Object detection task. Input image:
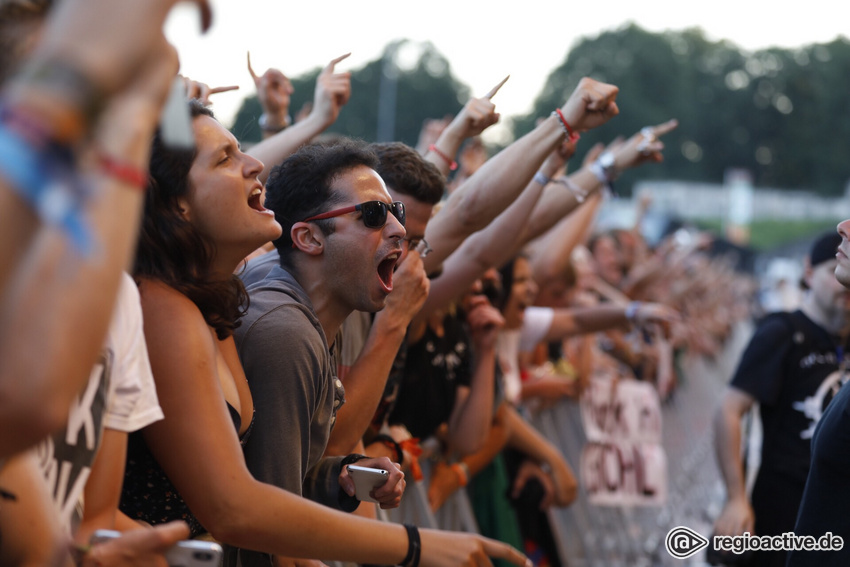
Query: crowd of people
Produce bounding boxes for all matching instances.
[1,1,846,566]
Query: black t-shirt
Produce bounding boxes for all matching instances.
[787,380,850,566]
[731,310,846,485]
[388,312,472,439]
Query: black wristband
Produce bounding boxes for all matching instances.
[372,433,403,465]
[341,453,369,467]
[401,523,421,567]
[338,454,369,512]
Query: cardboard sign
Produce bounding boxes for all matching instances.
[579,376,667,506]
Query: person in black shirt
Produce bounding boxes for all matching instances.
[713,231,849,567]
[788,222,850,566]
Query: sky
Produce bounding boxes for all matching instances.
[164,0,849,143]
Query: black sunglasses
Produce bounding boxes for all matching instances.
[303,200,406,229]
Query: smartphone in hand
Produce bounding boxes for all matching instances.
[91,530,222,567]
[347,464,389,503]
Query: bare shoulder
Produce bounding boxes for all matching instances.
[137,277,200,315]
[136,277,214,357]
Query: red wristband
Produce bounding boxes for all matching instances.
[400,438,424,481]
[554,108,580,143]
[428,144,457,171]
[97,152,148,191]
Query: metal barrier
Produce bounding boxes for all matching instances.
[357,321,752,566]
[528,320,752,566]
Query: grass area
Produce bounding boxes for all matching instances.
[693,219,843,251]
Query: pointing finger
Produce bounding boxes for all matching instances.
[324,52,352,73]
[481,538,531,567]
[653,118,679,137]
[209,85,240,95]
[247,52,259,82]
[484,75,510,99]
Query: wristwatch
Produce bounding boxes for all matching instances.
[258,113,291,133]
[589,151,619,197]
[597,151,619,182]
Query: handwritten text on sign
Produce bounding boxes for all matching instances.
[579,376,667,506]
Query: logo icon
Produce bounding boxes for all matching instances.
[665,526,709,559]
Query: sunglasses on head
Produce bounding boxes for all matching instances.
[303,200,406,229]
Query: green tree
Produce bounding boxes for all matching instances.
[231,27,850,196]
[511,24,850,196]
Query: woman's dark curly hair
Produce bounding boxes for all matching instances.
[134,99,247,340]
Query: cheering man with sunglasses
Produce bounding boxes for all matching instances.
[233,140,408,566]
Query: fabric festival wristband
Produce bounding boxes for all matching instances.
[625,301,642,322]
[533,171,551,186]
[372,434,403,464]
[0,119,92,254]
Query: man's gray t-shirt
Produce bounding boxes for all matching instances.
[232,265,349,566]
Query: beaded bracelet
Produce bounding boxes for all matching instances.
[552,108,580,143]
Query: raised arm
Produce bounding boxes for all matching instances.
[0,0,206,291]
[521,119,678,245]
[247,51,294,139]
[249,54,352,182]
[540,301,679,344]
[528,191,603,288]
[0,34,178,457]
[424,76,506,176]
[423,77,619,275]
[419,144,563,317]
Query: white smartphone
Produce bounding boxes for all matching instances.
[347,464,389,503]
[91,529,222,567]
[159,77,195,150]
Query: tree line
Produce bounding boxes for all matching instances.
[231,25,850,196]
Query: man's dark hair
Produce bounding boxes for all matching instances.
[265,139,380,269]
[371,142,444,205]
